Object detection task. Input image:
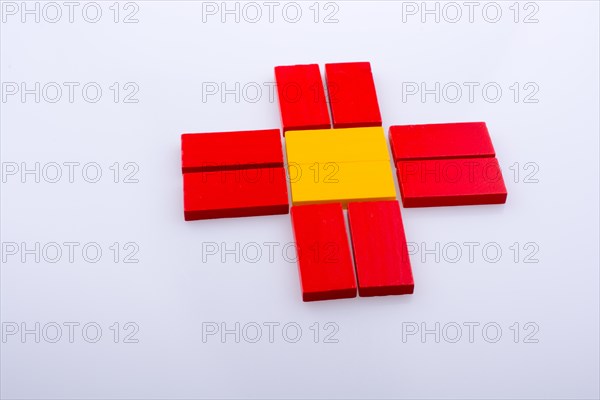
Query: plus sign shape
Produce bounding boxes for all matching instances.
[181,61,508,302]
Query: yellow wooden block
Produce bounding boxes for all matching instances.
[285,127,397,206]
[288,160,397,206]
[285,127,390,164]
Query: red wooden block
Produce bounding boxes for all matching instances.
[183,167,289,220]
[389,122,495,162]
[325,62,382,128]
[181,129,283,173]
[396,157,508,207]
[348,201,414,297]
[290,203,357,301]
[274,64,331,134]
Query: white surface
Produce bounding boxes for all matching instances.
[1,1,599,399]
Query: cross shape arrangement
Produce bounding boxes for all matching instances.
[181,61,508,302]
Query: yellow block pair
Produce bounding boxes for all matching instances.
[285,127,397,207]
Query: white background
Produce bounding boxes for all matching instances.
[1,1,599,399]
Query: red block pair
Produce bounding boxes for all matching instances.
[290,201,414,301]
[274,62,382,133]
[389,122,508,207]
[181,129,289,220]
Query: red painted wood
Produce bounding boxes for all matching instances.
[396,157,508,207]
[181,129,283,173]
[183,167,289,220]
[389,122,495,162]
[290,203,357,301]
[325,62,382,128]
[274,64,331,134]
[348,200,414,297]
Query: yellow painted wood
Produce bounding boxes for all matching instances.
[285,127,390,165]
[288,160,397,207]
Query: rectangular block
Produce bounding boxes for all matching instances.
[325,62,382,128]
[348,201,414,297]
[290,203,357,301]
[396,157,508,207]
[289,160,397,207]
[183,167,289,220]
[274,64,331,134]
[181,129,283,173]
[285,127,390,165]
[389,122,495,162]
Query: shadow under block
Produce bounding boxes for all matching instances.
[290,203,357,301]
[181,129,283,173]
[183,167,289,220]
[389,122,495,161]
[274,64,331,134]
[347,200,414,297]
[285,127,396,206]
[396,157,508,207]
[325,62,382,128]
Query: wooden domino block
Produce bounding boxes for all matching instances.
[288,160,397,207]
[285,127,396,206]
[347,200,414,297]
[274,64,331,134]
[325,62,382,128]
[396,157,508,207]
[389,122,495,161]
[181,129,283,173]
[183,167,289,220]
[290,203,357,301]
[285,127,389,164]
